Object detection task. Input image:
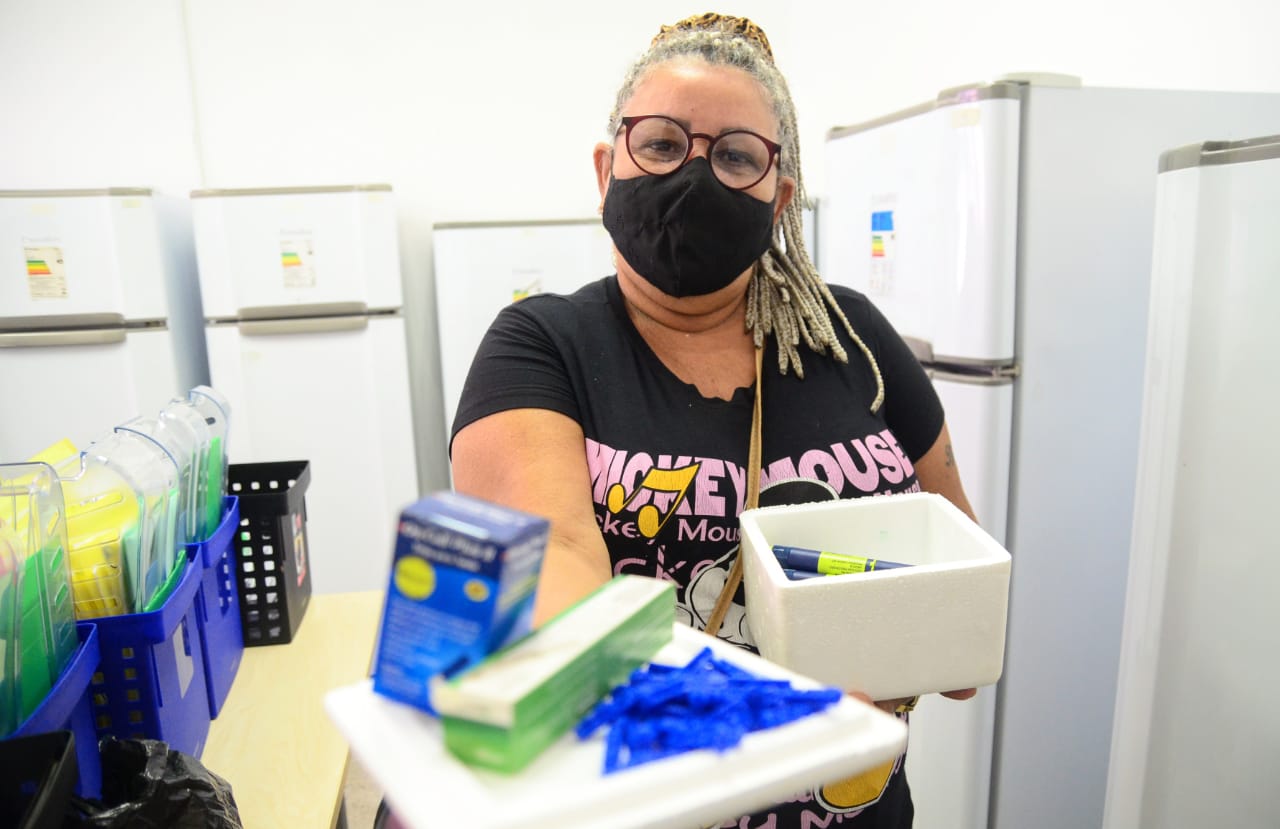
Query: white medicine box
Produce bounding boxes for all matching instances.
[739,492,1011,700]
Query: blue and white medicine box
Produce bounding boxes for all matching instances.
[372,492,550,715]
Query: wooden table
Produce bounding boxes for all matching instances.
[203,591,384,828]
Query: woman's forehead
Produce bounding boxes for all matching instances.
[627,60,777,131]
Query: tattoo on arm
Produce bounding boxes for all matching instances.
[945,443,955,468]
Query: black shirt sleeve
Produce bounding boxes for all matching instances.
[449,296,580,450]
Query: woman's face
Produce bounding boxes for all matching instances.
[595,60,795,216]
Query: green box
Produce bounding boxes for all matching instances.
[433,575,674,773]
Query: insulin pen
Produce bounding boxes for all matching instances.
[781,568,825,581]
[772,544,910,577]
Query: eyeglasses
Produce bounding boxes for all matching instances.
[617,115,783,191]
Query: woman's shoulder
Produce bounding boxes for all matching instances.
[821,282,892,332]
[493,275,618,334]
[823,281,871,309]
[503,275,614,319]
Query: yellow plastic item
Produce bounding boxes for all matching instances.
[27,439,79,467]
[29,440,134,619]
[63,490,136,618]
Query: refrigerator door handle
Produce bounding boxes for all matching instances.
[237,302,369,320]
[0,312,126,329]
[903,336,934,363]
[237,315,369,336]
[926,365,1019,386]
[0,327,128,347]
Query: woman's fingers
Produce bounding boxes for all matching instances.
[939,688,977,700]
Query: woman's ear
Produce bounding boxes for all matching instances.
[593,143,613,208]
[773,175,796,224]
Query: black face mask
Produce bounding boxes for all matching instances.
[602,156,776,297]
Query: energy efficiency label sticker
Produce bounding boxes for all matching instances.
[280,232,317,289]
[870,207,896,297]
[24,245,68,299]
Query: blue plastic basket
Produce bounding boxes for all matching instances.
[89,555,210,758]
[12,622,102,799]
[186,496,242,718]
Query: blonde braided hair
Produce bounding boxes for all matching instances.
[608,13,885,411]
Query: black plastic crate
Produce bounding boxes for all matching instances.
[0,730,78,829]
[227,461,313,646]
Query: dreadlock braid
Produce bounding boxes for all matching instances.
[608,14,885,411]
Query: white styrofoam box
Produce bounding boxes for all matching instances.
[191,184,402,317]
[739,492,1011,699]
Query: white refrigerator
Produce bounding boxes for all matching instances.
[191,184,419,594]
[0,188,206,461]
[1103,135,1280,829]
[819,78,1280,829]
[431,209,818,441]
[432,219,615,439]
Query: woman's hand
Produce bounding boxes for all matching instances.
[849,688,978,713]
[940,688,977,701]
[848,691,912,714]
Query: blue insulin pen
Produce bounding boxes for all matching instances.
[772,545,910,578]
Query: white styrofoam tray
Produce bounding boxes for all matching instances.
[740,492,1012,699]
[325,623,908,829]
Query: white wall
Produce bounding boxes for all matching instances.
[0,2,203,192]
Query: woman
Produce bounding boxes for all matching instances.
[451,12,976,827]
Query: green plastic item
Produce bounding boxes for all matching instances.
[433,575,675,774]
[0,530,23,736]
[186,386,232,539]
[203,436,223,536]
[0,462,77,725]
[141,552,187,613]
[157,401,214,542]
[37,541,76,672]
[16,553,52,721]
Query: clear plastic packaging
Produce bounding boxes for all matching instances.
[117,414,207,546]
[0,462,77,726]
[43,432,181,616]
[83,431,181,612]
[185,385,232,536]
[34,441,134,619]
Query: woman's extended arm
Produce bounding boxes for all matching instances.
[912,421,977,523]
[451,407,612,626]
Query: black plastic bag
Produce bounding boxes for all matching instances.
[65,738,241,829]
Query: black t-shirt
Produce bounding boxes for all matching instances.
[452,275,943,827]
